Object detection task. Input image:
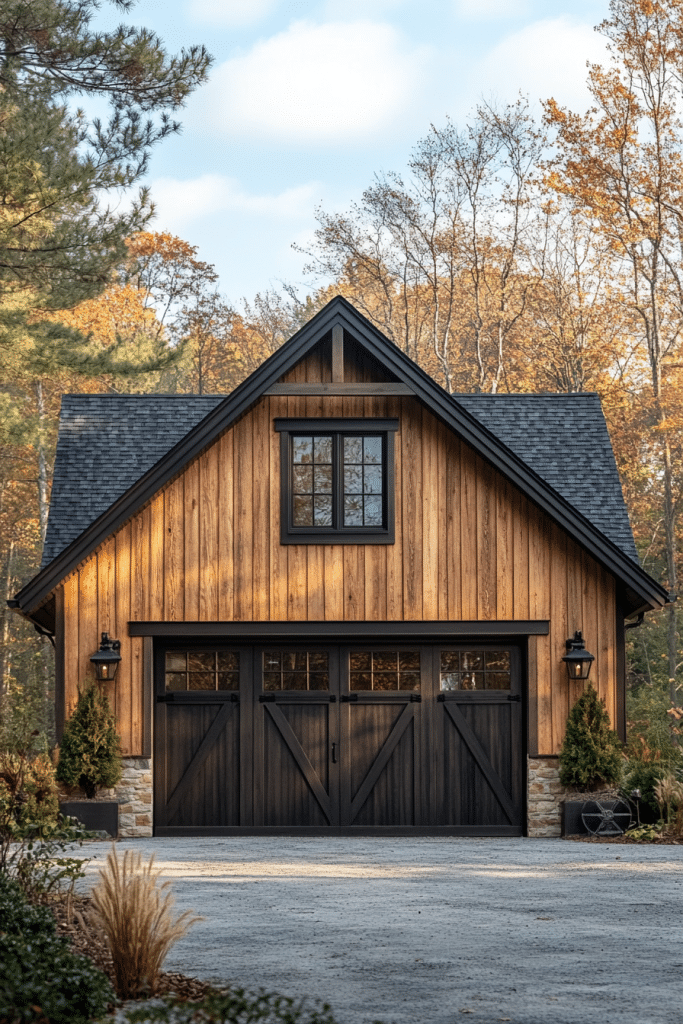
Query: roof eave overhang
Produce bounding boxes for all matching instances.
[12,296,670,620]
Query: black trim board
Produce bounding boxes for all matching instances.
[616,609,626,744]
[13,296,668,618]
[155,826,523,837]
[130,620,550,639]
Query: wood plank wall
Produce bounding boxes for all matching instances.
[58,341,618,757]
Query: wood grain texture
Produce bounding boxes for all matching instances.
[59,377,622,757]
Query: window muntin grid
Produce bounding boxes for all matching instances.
[263,651,330,691]
[343,436,383,527]
[165,651,240,691]
[349,650,421,691]
[290,432,385,531]
[439,650,511,691]
[292,435,333,527]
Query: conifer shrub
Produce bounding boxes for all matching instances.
[558,683,623,791]
[56,685,122,799]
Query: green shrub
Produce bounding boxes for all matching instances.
[0,873,55,937]
[0,931,114,1024]
[559,683,623,791]
[0,870,114,1024]
[56,684,122,798]
[624,757,669,815]
[0,747,65,881]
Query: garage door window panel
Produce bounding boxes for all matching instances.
[165,651,240,692]
[263,651,330,691]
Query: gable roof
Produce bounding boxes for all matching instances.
[13,295,668,619]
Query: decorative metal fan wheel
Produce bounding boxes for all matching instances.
[581,799,632,836]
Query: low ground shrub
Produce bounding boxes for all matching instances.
[0,873,114,1024]
[117,987,351,1024]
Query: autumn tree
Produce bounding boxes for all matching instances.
[303,99,545,392]
[544,0,683,702]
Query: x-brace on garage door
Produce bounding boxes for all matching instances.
[154,643,524,836]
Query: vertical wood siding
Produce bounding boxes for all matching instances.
[57,386,618,758]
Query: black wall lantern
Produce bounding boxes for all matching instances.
[90,632,121,682]
[562,630,595,681]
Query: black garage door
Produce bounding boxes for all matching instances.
[154,643,524,836]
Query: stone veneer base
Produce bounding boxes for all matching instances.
[98,756,153,838]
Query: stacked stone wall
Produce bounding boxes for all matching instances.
[96,756,153,837]
[527,757,565,836]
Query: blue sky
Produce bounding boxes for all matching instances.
[101,0,610,307]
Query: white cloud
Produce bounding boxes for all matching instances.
[186,0,277,28]
[322,0,406,16]
[149,174,319,232]
[192,20,431,144]
[455,0,530,19]
[475,17,607,110]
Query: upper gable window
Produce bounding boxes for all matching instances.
[275,418,398,544]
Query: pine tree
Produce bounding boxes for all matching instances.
[0,0,212,308]
[56,685,122,799]
[559,683,623,791]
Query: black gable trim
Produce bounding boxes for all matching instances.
[13,296,669,616]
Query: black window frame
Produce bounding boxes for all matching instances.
[275,418,398,544]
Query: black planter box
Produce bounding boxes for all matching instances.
[59,800,119,837]
[562,798,633,837]
[562,800,589,836]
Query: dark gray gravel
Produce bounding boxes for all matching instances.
[79,837,683,1024]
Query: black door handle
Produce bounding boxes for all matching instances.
[331,742,337,763]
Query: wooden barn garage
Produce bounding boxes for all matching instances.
[11,296,669,837]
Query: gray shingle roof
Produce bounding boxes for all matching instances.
[42,395,223,567]
[454,393,638,563]
[42,390,638,570]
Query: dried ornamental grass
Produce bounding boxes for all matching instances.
[90,845,203,999]
[654,774,683,836]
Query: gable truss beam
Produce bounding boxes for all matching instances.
[264,383,414,396]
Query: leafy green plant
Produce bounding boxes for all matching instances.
[559,683,623,791]
[90,846,203,999]
[119,987,348,1024]
[625,822,663,842]
[56,684,122,798]
[0,872,114,1024]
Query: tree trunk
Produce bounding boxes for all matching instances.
[0,538,15,701]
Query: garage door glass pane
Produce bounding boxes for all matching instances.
[165,651,240,691]
[440,651,511,690]
[350,651,421,691]
[262,651,329,690]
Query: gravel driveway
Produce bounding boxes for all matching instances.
[79,836,683,1024]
